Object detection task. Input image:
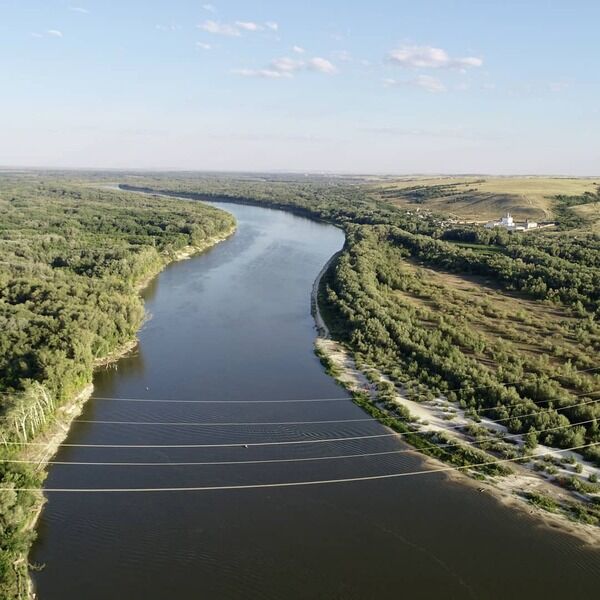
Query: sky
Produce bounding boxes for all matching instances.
[1,0,599,174]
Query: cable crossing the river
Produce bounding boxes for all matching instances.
[70,417,375,426]
[4,418,596,467]
[9,443,599,492]
[63,391,600,426]
[3,397,598,448]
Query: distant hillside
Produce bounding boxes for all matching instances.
[572,201,600,232]
[367,176,599,223]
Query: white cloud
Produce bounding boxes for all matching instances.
[202,3,217,12]
[307,57,337,74]
[384,75,447,93]
[411,75,447,93]
[388,45,482,70]
[196,42,212,50]
[198,20,240,36]
[233,56,338,79]
[292,45,305,54]
[198,19,276,36]
[232,68,292,79]
[458,57,483,67]
[47,30,63,38]
[235,21,263,31]
[270,57,304,73]
[156,24,180,31]
[30,32,44,38]
[69,6,89,14]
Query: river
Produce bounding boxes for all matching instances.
[32,201,600,599]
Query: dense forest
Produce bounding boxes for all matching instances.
[0,178,234,599]
[122,175,600,463]
[324,226,600,460]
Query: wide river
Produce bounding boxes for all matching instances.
[32,201,599,599]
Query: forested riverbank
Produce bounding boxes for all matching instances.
[120,176,600,529]
[0,179,235,599]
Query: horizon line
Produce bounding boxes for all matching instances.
[1,165,599,179]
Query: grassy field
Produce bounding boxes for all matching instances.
[572,201,600,232]
[367,176,599,223]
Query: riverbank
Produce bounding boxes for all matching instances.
[18,222,236,600]
[311,254,600,547]
[311,250,342,338]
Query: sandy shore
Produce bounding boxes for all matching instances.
[311,254,600,547]
[311,250,342,337]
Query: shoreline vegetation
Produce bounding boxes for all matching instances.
[312,258,600,546]
[116,177,599,540]
[0,179,236,599]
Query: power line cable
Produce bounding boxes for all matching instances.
[69,417,373,426]
[4,418,595,467]
[60,393,600,427]
[2,432,396,449]
[3,398,597,449]
[10,443,598,493]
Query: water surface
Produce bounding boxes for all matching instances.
[32,202,600,599]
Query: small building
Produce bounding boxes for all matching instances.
[485,213,511,229]
[485,213,540,232]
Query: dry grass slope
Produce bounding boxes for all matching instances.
[368,176,599,223]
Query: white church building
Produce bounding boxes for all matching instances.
[485,213,538,231]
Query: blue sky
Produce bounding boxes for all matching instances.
[1,0,599,174]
